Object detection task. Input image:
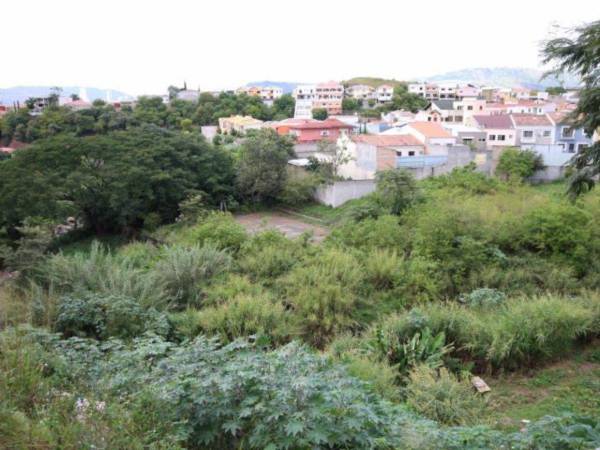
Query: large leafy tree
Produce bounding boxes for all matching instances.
[236,129,296,203]
[0,125,234,233]
[542,20,600,197]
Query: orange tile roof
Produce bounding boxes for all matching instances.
[408,121,452,138]
[352,134,422,146]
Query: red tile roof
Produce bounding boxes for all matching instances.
[472,114,514,129]
[287,118,353,130]
[408,121,452,138]
[352,134,422,147]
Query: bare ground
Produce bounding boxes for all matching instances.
[235,212,329,243]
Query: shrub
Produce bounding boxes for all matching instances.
[461,288,506,308]
[405,365,486,426]
[327,214,407,250]
[180,295,290,345]
[370,294,600,372]
[40,241,164,307]
[153,243,232,309]
[372,325,453,378]
[54,292,169,340]
[277,173,320,205]
[496,147,544,180]
[282,249,363,348]
[375,168,421,215]
[184,212,247,251]
[363,249,401,290]
[426,164,500,195]
[238,243,299,284]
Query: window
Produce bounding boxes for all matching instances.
[489,134,496,141]
[467,105,473,110]
[397,151,402,156]
[543,130,551,137]
[408,151,415,156]
[498,135,506,141]
[457,105,463,110]
[523,130,533,138]
[578,144,588,151]
[562,127,574,138]
[568,143,575,153]
[320,130,330,137]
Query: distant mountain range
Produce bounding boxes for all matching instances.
[422,67,580,90]
[0,86,134,105]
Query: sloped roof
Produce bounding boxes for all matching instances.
[408,121,453,138]
[511,114,552,126]
[432,99,455,111]
[472,114,514,129]
[352,134,422,146]
[287,118,352,130]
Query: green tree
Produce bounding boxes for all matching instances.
[542,20,600,197]
[0,126,235,233]
[312,108,328,120]
[495,147,544,180]
[342,97,360,112]
[375,168,421,215]
[236,129,295,203]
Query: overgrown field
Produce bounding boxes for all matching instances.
[2,170,600,448]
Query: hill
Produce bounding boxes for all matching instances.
[342,77,407,89]
[421,67,580,89]
[0,86,134,104]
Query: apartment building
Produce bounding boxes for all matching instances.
[346,84,375,101]
[376,85,394,103]
[293,82,344,118]
[218,115,264,134]
[237,85,284,105]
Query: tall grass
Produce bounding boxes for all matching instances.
[367,294,600,372]
[39,241,164,307]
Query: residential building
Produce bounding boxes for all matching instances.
[346,84,375,101]
[237,85,283,106]
[470,114,517,148]
[274,118,352,143]
[218,115,264,134]
[510,114,554,147]
[335,134,425,180]
[403,121,456,153]
[416,99,463,123]
[443,124,487,150]
[548,112,593,154]
[382,110,416,126]
[456,85,481,99]
[376,85,394,103]
[293,82,344,118]
[293,84,316,118]
[176,89,200,101]
[63,99,92,111]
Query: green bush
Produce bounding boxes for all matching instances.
[461,288,506,308]
[177,295,290,345]
[54,292,169,340]
[238,237,304,282]
[184,212,247,251]
[370,294,600,372]
[282,249,363,348]
[405,365,486,426]
[496,148,544,180]
[327,214,407,250]
[277,173,320,205]
[375,168,421,215]
[40,241,164,307]
[153,243,232,309]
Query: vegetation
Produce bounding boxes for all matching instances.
[496,147,544,180]
[2,24,600,443]
[542,19,600,197]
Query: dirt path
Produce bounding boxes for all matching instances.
[235,212,329,243]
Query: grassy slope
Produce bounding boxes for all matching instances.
[485,344,600,431]
[342,77,407,89]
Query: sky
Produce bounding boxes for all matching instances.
[1,0,594,96]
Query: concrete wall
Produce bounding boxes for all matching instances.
[314,180,376,207]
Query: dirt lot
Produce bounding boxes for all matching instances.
[235,212,329,243]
